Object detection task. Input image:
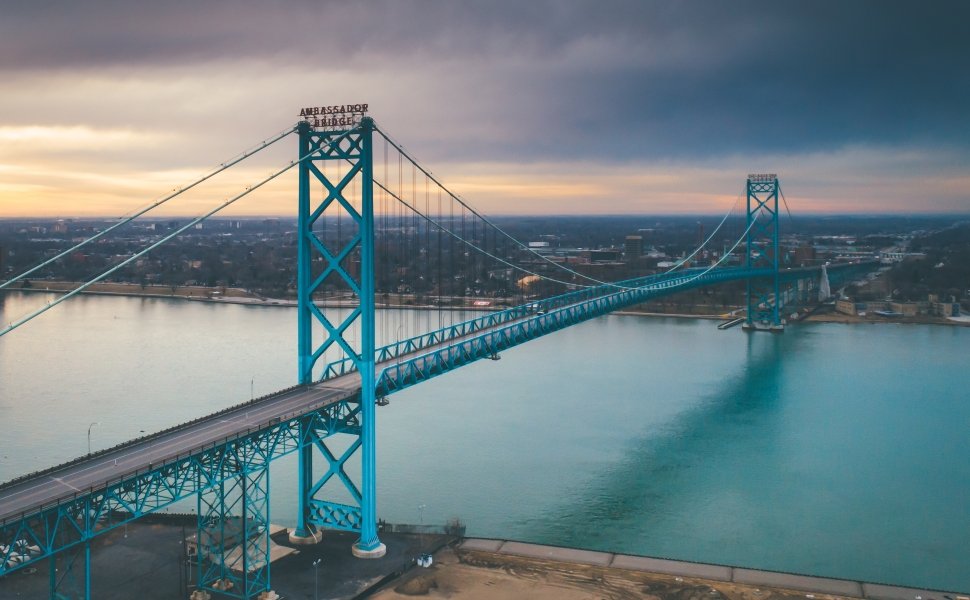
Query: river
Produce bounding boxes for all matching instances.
[0,291,967,591]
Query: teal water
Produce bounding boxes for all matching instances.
[1,292,968,590]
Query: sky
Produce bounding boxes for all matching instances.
[0,0,968,218]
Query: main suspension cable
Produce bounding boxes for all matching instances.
[0,127,355,338]
[0,124,299,291]
[660,212,760,288]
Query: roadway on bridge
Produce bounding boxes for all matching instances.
[0,375,360,523]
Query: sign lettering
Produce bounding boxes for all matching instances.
[298,104,369,129]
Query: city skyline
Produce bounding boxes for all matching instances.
[1,1,968,218]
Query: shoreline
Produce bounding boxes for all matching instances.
[5,282,967,327]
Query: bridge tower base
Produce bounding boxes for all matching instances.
[352,541,388,559]
[741,320,785,332]
[287,529,323,545]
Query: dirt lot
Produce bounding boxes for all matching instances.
[374,546,855,600]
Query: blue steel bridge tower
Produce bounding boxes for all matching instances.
[291,117,385,558]
[743,173,783,331]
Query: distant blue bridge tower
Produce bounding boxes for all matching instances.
[291,117,385,557]
[743,174,783,331]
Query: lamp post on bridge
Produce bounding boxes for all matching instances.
[418,503,427,553]
[312,558,322,600]
[87,421,100,455]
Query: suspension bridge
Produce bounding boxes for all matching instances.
[0,114,875,599]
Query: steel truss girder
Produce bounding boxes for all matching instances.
[825,261,879,288]
[375,266,773,397]
[770,261,879,316]
[0,401,358,582]
[349,261,874,382]
[321,267,753,379]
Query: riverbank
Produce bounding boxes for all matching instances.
[5,282,967,327]
[6,279,264,301]
[4,281,736,315]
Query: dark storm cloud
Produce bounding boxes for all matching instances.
[2,0,968,160]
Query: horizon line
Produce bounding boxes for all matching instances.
[2,212,970,221]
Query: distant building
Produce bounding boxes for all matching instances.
[792,243,815,266]
[836,299,866,316]
[889,302,918,317]
[572,261,626,280]
[580,249,622,263]
[931,301,961,317]
[624,235,643,260]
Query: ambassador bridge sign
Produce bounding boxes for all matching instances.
[299,104,368,129]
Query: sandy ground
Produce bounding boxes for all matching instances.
[373,546,859,600]
[803,312,970,327]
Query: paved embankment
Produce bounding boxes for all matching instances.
[0,516,454,599]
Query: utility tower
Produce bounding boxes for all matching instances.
[291,116,385,558]
[743,174,783,331]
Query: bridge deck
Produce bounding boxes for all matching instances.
[0,378,360,523]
